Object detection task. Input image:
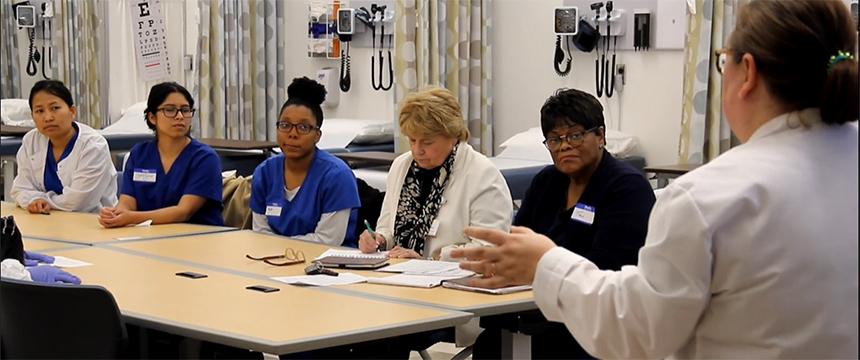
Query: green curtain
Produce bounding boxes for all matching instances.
[678,0,741,164]
[197,0,286,141]
[394,0,494,155]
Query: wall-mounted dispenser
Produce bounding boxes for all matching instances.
[317,67,340,108]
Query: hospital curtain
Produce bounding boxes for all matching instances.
[677,0,741,164]
[43,0,103,129]
[197,0,286,141]
[394,0,495,155]
[1,0,22,99]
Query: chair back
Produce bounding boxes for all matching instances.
[0,278,127,358]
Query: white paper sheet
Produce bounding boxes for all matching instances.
[270,272,367,287]
[366,274,468,288]
[51,256,92,268]
[377,259,474,277]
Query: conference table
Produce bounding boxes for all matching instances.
[41,246,470,355]
[1,201,234,245]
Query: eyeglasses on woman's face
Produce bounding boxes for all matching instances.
[158,106,195,118]
[276,122,319,135]
[714,48,740,75]
[542,126,601,150]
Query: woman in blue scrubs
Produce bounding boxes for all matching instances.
[250,77,360,246]
[98,82,223,227]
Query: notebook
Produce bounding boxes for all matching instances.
[314,249,389,269]
[366,274,467,288]
[442,277,532,295]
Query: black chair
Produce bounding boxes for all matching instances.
[0,278,127,358]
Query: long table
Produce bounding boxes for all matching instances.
[1,201,234,245]
[39,246,471,355]
[109,230,537,317]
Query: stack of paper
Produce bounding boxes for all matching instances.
[314,249,387,261]
[271,272,367,287]
[365,260,474,288]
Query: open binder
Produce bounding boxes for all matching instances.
[442,277,532,295]
[314,249,389,269]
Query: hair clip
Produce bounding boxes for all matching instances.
[828,50,855,70]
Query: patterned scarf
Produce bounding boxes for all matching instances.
[393,144,458,255]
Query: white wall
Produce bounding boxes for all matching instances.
[494,0,684,166]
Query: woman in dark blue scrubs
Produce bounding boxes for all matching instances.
[98,82,223,227]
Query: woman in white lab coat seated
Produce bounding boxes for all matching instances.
[358,87,513,261]
[453,1,859,359]
[10,80,117,214]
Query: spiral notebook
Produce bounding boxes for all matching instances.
[314,249,389,269]
[442,277,532,295]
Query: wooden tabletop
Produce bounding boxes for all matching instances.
[0,125,34,136]
[1,202,235,244]
[334,151,397,167]
[45,247,470,354]
[643,163,701,175]
[111,230,536,316]
[199,138,278,151]
[23,238,85,252]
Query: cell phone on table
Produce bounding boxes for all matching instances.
[175,271,207,279]
[246,285,280,293]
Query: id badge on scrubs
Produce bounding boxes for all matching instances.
[570,203,596,225]
[265,203,283,217]
[427,220,440,237]
[132,168,157,183]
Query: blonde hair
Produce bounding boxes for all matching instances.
[399,87,470,142]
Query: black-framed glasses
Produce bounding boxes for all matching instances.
[158,107,195,118]
[245,248,306,266]
[714,48,737,75]
[542,126,602,150]
[276,122,319,135]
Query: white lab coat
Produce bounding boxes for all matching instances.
[11,122,117,213]
[533,108,858,359]
[377,142,513,261]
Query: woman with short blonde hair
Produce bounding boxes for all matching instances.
[359,87,512,261]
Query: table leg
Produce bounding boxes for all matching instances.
[500,329,531,360]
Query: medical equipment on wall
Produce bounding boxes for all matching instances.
[358,4,393,91]
[317,67,340,108]
[633,9,651,51]
[553,7,578,77]
[13,0,53,79]
[308,1,340,59]
[336,8,354,92]
[587,1,624,98]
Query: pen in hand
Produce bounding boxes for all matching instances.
[363,220,384,252]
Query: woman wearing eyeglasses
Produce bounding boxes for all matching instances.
[249,77,360,246]
[455,1,858,358]
[98,82,223,227]
[11,80,117,214]
[473,88,656,360]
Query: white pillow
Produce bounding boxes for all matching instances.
[352,123,395,145]
[496,126,642,160]
[1,99,32,122]
[101,101,150,134]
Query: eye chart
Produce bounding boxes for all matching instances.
[130,0,171,81]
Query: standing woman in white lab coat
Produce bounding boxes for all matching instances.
[11,80,117,214]
[454,1,858,358]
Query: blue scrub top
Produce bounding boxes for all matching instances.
[250,148,361,246]
[121,139,224,226]
[43,123,80,194]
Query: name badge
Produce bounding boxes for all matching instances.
[427,220,440,237]
[570,203,596,225]
[132,168,157,183]
[265,204,283,217]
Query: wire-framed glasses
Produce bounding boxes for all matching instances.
[714,48,738,75]
[542,126,601,150]
[158,107,195,118]
[276,122,319,135]
[245,248,306,266]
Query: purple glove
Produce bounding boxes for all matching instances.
[23,251,55,266]
[26,266,81,285]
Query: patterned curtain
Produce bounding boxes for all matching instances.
[1,0,22,99]
[197,0,286,141]
[678,0,741,164]
[51,0,103,129]
[394,0,494,155]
